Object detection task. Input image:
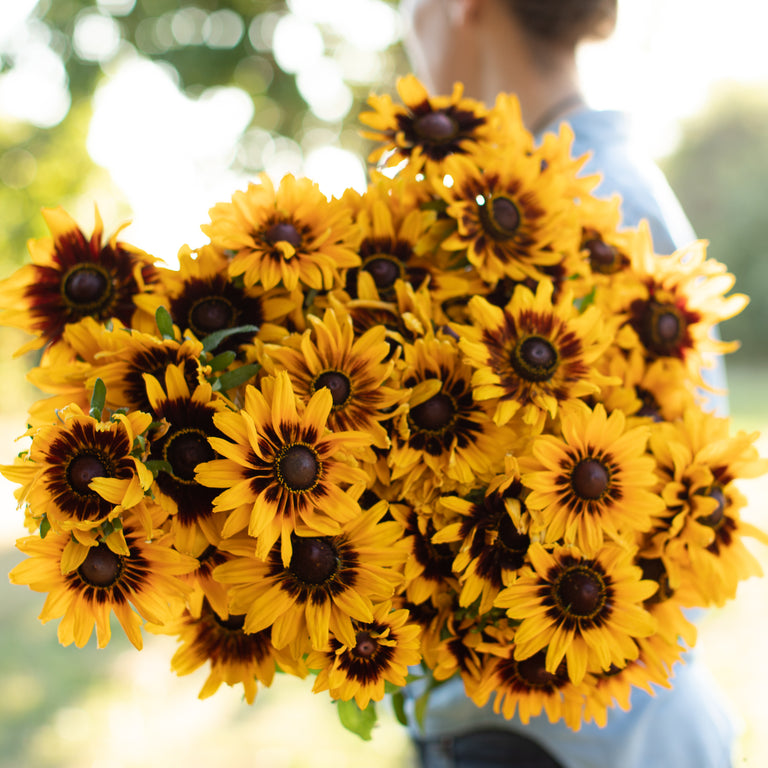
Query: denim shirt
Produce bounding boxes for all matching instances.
[405,109,735,768]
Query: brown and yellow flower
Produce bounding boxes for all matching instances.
[202,174,360,292]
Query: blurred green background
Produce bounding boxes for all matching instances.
[1,1,767,766]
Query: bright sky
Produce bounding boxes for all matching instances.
[1,0,767,261]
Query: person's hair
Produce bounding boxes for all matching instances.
[506,0,617,47]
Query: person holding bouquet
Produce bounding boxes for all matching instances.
[396,1,736,766]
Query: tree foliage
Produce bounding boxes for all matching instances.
[661,84,768,363]
[1,0,403,268]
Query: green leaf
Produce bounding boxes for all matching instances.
[414,689,430,732]
[144,460,173,477]
[213,363,261,393]
[208,350,236,372]
[336,699,377,741]
[576,285,597,312]
[89,378,106,420]
[201,325,260,353]
[39,515,51,539]
[155,306,175,339]
[390,691,408,728]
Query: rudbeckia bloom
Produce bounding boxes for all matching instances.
[496,542,658,685]
[359,74,489,172]
[434,484,533,613]
[473,646,589,730]
[61,316,206,415]
[647,411,768,605]
[196,371,371,564]
[605,230,748,386]
[307,601,422,709]
[151,599,306,704]
[157,244,297,351]
[214,501,405,651]
[0,206,158,357]
[458,280,616,431]
[437,148,578,284]
[521,402,665,554]
[263,307,405,455]
[390,335,506,501]
[2,404,154,550]
[9,514,197,649]
[143,365,228,556]
[202,174,360,292]
[390,502,459,605]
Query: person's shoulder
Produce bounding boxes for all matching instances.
[542,107,694,252]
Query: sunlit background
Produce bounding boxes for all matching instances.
[1,1,767,766]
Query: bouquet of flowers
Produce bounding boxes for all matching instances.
[2,75,767,737]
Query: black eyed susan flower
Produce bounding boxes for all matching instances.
[434,483,533,614]
[458,280,616,431]
[60,316,207,415]
[430,614,490,699]
[196,371,371,564]
[473,646,588,730]
[307,601,422,709]
[390,335,506,501]
[150,599,307,705]
[3,404,155,554]
[263,307,405,457]
[158,244,297,351]
[496,542,658,685]
[359,74,489,172]
[341,180,471,312]
[648,411,768,605]
[437,148,578,285]
[390,501,459,606]
[521,402,665,555]
[143,365,229,556]
[604,229,748,386]
[202,174,360,292]
[0,206,158,357]
[214,501,405,651]
[182,534,233,622]
[9,514,197,649]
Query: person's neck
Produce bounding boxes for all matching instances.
[476,11,584,132]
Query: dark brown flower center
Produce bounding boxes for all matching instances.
[364,256,401,290]
[410,392,456,432]
[265,222,302,248]
[313,371,351,407]
[516,652,563,688]
[695,485,726,528]
[479,195,521,240]
[555,567,606,618]
[214,612,246,631]
[498,514,530,553]
[585,238,621,274]
[353,631,378,657]
[77,543,124,588]
[511,336,559,382]
[68,453,108,494]
[640,301,686,354]
[289,536,339,584]
[413,111,459,143]
[165,429,215,481]
[491,197,520,235]
[278,444,320,491]
[190,297,235,335]
[63,264,111,308]
[571,458,610,500]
